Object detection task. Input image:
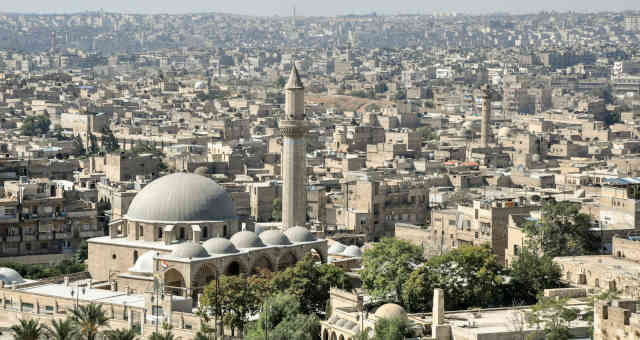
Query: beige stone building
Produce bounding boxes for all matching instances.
[88,173,327,305]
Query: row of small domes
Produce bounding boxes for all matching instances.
[328,242,363,257]
[170,227,317,259]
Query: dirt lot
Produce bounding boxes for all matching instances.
[306,94,392,112]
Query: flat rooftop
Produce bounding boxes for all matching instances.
[554,255,640,278]
[19,282,146,308]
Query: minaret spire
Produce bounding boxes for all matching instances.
[280,61,308,229]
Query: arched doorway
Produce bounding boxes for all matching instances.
[251,256,273,274]
[226,261,243,276]
[193,264,217,307]
[164,269,186,296]
[338,335,344,340]
[323,329,329,340]
[278,252,297,270]
[330,332,337,340]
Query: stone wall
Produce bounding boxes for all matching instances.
[612,237,640,262]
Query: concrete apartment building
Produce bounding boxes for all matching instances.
[104,153,163,182]
[0,177,101,264]
[339,178,430,241]
[431,197,537,264]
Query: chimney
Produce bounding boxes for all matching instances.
[192,225,201,243]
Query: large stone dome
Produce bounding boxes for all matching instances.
[203,238,239,254]
[375,303,407,320]
[125,173,236,223]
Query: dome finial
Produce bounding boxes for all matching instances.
[285,61,304,90]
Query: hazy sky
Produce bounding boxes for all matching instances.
[1,0,639,16]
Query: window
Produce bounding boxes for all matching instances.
[474,232,479,239]
[139,225,144,237]
[179,227,185,240]
[202,226,208,239]
[112,254,117,260]
[157,228,163,240]
[133,250,139,264]
[152,305,164,317]
[448,219,456,226]
[513,244,519,256]
[223,225,228,238]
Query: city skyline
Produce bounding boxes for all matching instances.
[1,0,639,17]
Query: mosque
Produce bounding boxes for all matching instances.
[87,63,327,303]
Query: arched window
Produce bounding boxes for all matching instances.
[202,226,208,239]
[157,227,163,240]
[223,225,228,238]
[179,227,185,240]
[133,250,139,264]
[139,225,144,238]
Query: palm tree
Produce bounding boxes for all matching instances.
[104,328,138,340]
[46,318,76,340]
[10,319,46,340]
[70,303,109,340]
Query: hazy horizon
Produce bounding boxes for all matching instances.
[1,0,639,17]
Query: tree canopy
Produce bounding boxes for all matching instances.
[507,247,563,304]
[361,238,424,302]
[22,114,51,136]
[402,244,504,312]
[373,316,412,340]
[522,201,600,257]
[246,293,321,340]
[271,254,351,315]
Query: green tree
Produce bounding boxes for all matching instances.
[101,127,120,153]
[246,293,321,340]
[22,115,51,136]
[508,248,563,304]
[374,316,411,340]
[271,198,282,221]
[272,254,351,316]
[526,296,578,340]
[201,274,262,336]
[10,319,46,340]
[416,126,438,141]
[46,318,76,340]
[402,245,504,312]
[361,238,424,302]
[75,240,89,262]
[522,201,600,257]
[70,303,108,340]
[104,328,138,340]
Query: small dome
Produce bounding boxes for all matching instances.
[203,238,239,254]
[230,231,265,249]
[342,245,363,257]
[328,242,346,255]
[129,251,156,274]
[171,242,209,258]
[375,303,407,320]
[284,226,317,243]
[335,319,347,328]
[498,127,512,137]
[259,230,291,246]
[0,268,24,285]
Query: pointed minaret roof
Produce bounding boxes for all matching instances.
[285,62,304,90]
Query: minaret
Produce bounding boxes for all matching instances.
[480,85,492,147]
[280,63,308,229]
